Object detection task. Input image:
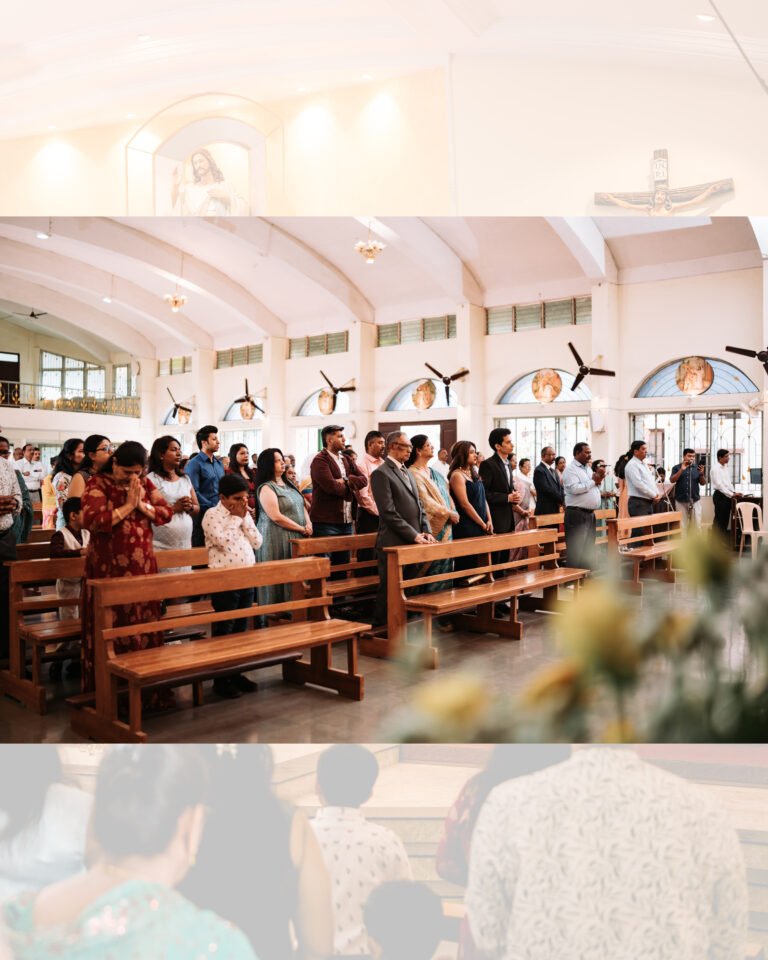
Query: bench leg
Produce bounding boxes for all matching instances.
[192,680,204,707]
[418,614,438,670]
[128,683,143,738]
[283,641,364,700]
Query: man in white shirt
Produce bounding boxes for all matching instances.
[466,747,748,960]
[432,447,450,479]
[14,443,44,501]
[202,472,263,700]
[561,442,604,570]
[624,440,662,522]
[711,448,742,539]
[310,745,413,956]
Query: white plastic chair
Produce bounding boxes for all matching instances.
[736,502,767,558]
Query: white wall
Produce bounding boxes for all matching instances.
[449,56,768,214]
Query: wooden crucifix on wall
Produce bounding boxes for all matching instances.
[594,149,734,216]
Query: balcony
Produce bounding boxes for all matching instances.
[0,381,141,418]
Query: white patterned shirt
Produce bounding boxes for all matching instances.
[466,749,747,960]
[0,458,21,533]
[202,500,262,569]
[14,457,44,492]
[310,806,413,955]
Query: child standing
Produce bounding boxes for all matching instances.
[202,473,263,700]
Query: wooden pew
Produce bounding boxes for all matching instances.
[530,508,617,563]
[16,542,51,561]
[28,528,54,544]
[1,548,210,714]
[378,529,589,666]
[291,532,378,606]
[70,557,369,743]
[606,511,683,593]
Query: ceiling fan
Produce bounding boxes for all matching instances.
[568,342,616,391]
[233,378,264,415]
[726,343,768,375]
[166,387,192,420]
[1,308,48,322]
[320,370,356,413]
[424,363,469,405]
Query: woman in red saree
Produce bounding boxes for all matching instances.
[80,441,173,695]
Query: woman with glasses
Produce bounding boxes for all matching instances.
[52,438,84,530]
[67,434,111,501]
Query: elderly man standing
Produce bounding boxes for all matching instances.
[0,435,22,660]
[562,442,604,571]
[370,431,435,627]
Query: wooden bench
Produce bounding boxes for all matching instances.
[16,542,51,561]
[375,528,589,667]
[530,508,617,564]
[28,527,54,544]
[291,532,378,606]
[606,511,683,593]
[70,556,369,743]
[1,548,211,714]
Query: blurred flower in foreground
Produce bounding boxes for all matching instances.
[673,528,732,594]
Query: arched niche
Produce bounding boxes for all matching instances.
[634,357,759,398]
[126,93,284,215]
[498,369,592,404]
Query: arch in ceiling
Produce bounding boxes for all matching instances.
[384,378,458,411]
[498,369,592,404]
[125,93,284,216]
[634,358,758,398]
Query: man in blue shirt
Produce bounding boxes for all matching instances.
[669,448,705,530]
[186,424,226,547]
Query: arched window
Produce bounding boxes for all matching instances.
[297,389,351,417]
[635,358,758,398]
[498,369,592,404]
[223,399,265,422]
[385,379,458,412]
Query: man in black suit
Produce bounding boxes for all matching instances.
[533,445,565,516]
[479,429,521,609]
[370,431,435,626]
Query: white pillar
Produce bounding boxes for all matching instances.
[192,348,215,430]
[590,280,622,465]
[455,302,486,446]
[262,337,287,450]
[135,357,158,448]
[348,320,377,448]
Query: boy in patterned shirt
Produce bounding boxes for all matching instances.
[310,745,412,956]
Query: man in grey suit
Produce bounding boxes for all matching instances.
[370,431,435,626]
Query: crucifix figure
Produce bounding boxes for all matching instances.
[594,149,734,216]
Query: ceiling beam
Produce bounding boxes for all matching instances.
[385,0,499,39]
[0,275,155,360]
[0,239,213,350]
[0,218,286,338]
[546,217,618,284]
[372,217,484,303]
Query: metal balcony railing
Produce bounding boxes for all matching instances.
[0,382,141,418]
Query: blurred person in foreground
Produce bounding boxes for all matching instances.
[364,881,445,960]
[2,746,255,960]
[465,746,748,960]
[181,745,333,960]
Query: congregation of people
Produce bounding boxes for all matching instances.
[0,424,754,703]
[0,744,749,959]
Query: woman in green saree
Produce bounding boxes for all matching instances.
[2,746,255,960]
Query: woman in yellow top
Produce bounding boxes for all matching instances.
[40,459,57,529]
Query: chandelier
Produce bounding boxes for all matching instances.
[354,223,386,264]
[164,251,188,312]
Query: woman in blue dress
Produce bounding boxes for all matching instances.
[255,447,312,607]
[2,746,255,960]
[449,440,493,575]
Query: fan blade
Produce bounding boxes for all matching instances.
[234,395,247,404]
[330,392,338,414]
[179,405,192,414]
[588,368,616,377]
[424,362,445,380]
[166,387,175,402]
[571,372,585,392]
[764,361,768,376]
[338,385,356,392]
[244,379,249,396]
[444,384,451,406]
[320,370,336,391]
[254,402,265,415]
[725,345,758,358]
[449,368,469,382]
[567,342,585,368]
[172,404,180,417]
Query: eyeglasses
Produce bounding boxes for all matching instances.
[95,445,110,453]
[392,443,412,450]
[0,450,9,458]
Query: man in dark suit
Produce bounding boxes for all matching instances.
[533,445,565,516]
[370,431,435,626]
[479,428,521,582]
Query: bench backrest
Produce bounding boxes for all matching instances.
[291,532,377,577]
[529,513,565,560]
[383,529,558,592]
[16,542,52,561]
[607,511,683,549]
[28,528,54,544]
[91,557,334,646]
[9,548,210,589]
